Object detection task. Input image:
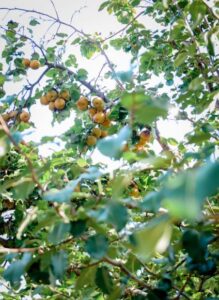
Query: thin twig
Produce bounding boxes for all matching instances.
[0,7,88,38]
[174,273,192,300]
[154,122,170,152]
[49,0,59,20]
[103,256,151,289]
[98,44,125,91]
[104,11,145,41]
[94,63,107,86]
[25,66,51,100]
[0,246,38,253]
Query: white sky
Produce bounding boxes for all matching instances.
[0,0,193,164]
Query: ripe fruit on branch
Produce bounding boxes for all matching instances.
[100,130,108,138]
[134,142,145,152]
[46,90,58,102]
[76,96,89,111]
[22,58,30,68]
[88,108,96,118]
[86,135,97,146]
[54,98,65,110]
[140,129,151,143]
[29,60,41,70]
[40,95,50,105]
[9,111,18,118]
[93,112,105,124]
[49,102,55,111]
[20,111,30,123]
[130,187,140,198]
[102,118,111,128]
[92,127,102,138]
[59,90,70,101]
[92,97,105,110]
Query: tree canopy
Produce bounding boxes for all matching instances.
[0,0,218,299]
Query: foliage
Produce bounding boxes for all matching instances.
[0,0,218,299]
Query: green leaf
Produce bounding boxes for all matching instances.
[65,54,77,67]
[167,138,178,146]
[111,173,132,199]
[116,70,133,82]
[162,162,219,219]
[131,0,141,7]
[76,266,97,289]
[45,68,60,78]
[132,215,172,261]
[107,287,122,300]
[7,21,18,29]
[43,179,80,203]
[70,220,87,237]
[29,19,40,26]
[70,87,81,100]
[189,77,204,91]
[195,162,219,201]
[99,1,110,11]
[106,202,128,231]
[174,52,187,67]
[110,38,124,50]
[97,126,131,159]
[77,68,88,80]
[11,132,23,144]
[56,32,68,38]
[0,74,5,86]
[51,250,68,279]
[188,131,211,144]
[0,94,16,104]
[48,223,70,244]
[4,253,32,285]
[80,40,99,59]
[80,166,104,180]
[85,234,109,259]
[95,266,114,294]
[140,191,163,213]
[189,0,206,28]
[125,253,142,273]
[13,179,35,200]
[121,93,168,124]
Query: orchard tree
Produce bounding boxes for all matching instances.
[0,1,218,299]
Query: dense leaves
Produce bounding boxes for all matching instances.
[0,0,218,299]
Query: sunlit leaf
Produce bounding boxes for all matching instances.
[131,215,172,261]
[97,125,131,159]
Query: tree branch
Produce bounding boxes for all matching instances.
[103,256,151,289]
[154,122,170,152]
[46,62,110,102]
[0,7,88,38]
[25,66,51,100]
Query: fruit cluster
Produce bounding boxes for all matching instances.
[40,90,70,111]
[134,129,151,151]
[2,110,30,123]
[76,96,111,146]
[22,58,41,70]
